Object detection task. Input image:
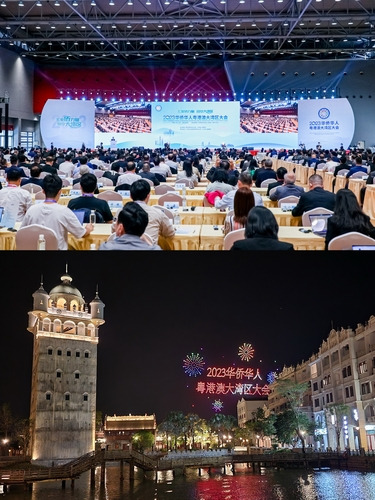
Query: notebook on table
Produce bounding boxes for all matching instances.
[352,245,375,250]
[308,213,332,236]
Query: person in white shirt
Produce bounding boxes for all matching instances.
[21,174,93,250]
[116,161,142,186]
[130,179,175,245]
[214,171,263,211]
[150,156,172,178]
[58,154,75,177]
[0,168,32,222]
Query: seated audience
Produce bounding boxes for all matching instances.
[0,168,32,222]
[67,173,113,223]
[21,174,93,250]
[129,179,175,245]
[116,161,142,186]
[253,158,277,187]
[292,174,336,217]
[176,160,199,187]
[345,156,368,179]
[325,188,375,250]
[269,172,305,201]
[214,172,263,211]
[266,166,288,195]
[21,165,44,187]
[224,187,255,236]
[206,169,235,195]
[231,206,294,251]
[138,162,160,186]
[99,202,161,250]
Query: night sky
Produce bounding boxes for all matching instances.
[1,251,374,425]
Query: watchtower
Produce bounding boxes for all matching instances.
[27,268,105,465]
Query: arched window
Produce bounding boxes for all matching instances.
[64,392,71,401]
[63,320,76,335]
[45,392,52,401]
[87,324,95,337]
[70,299,80,312]
[53,319,62,333]
[47,346,53,355]
[83,393,89,402]
[42,318,51,332]
[74,371,80,379]
[56,369,62,378]
[84,350,90,359]
[56,298,67,309]
[77,322,86,336]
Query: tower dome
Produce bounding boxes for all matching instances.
[49,270,85,309]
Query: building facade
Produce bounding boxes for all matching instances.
[269,315,375,452]
[27,269,105,465]
[104,415,157,451]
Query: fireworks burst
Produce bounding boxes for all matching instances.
[267,371,278,384]
[183,353,205,377]
[238,343,255,362]
[212,400,224,412]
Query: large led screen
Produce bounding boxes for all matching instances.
[40,98,354,151]
[40,99,95,149]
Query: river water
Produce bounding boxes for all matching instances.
[3,463,375,500]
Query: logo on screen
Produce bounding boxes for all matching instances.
[155,105,162,112]
[318,108,330,119]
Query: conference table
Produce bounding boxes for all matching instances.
[0,221,324,251]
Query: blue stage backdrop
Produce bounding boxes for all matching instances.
[41,98,354,150]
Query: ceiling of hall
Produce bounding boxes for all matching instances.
[0,0,374,63]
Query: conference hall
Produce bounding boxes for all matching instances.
[0,0,375,250]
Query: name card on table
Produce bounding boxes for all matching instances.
[175,183,188,190]
[280,203,297,212]
[164,201,180,210]
[58,173,66,179]
[118,190,130,198]
[97,182,104,188]
[108,200,123,209]
[69,189,81,197]
[35,199,45,204]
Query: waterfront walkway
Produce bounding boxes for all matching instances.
[1,449,375,490]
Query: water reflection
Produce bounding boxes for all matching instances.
[5,464,375,500]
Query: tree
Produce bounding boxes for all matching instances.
[158,411,186,450]
[208,414,237,448]
[246,407,276,446]
[274,409,313,448]
[0,403,14,439]
[96,411,103,431]
[184,413,204,449]
[13,418,31,456]
[275,379,311,453]
[326,403,349,452]
[132,430,154,453]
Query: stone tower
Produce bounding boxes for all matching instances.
[27,269,105,465]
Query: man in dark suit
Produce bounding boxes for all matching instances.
[266,166,287,195]
[21,165,44,187]
[138,162,160,186]
[253,158,277,187]
[292,174,336,218]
